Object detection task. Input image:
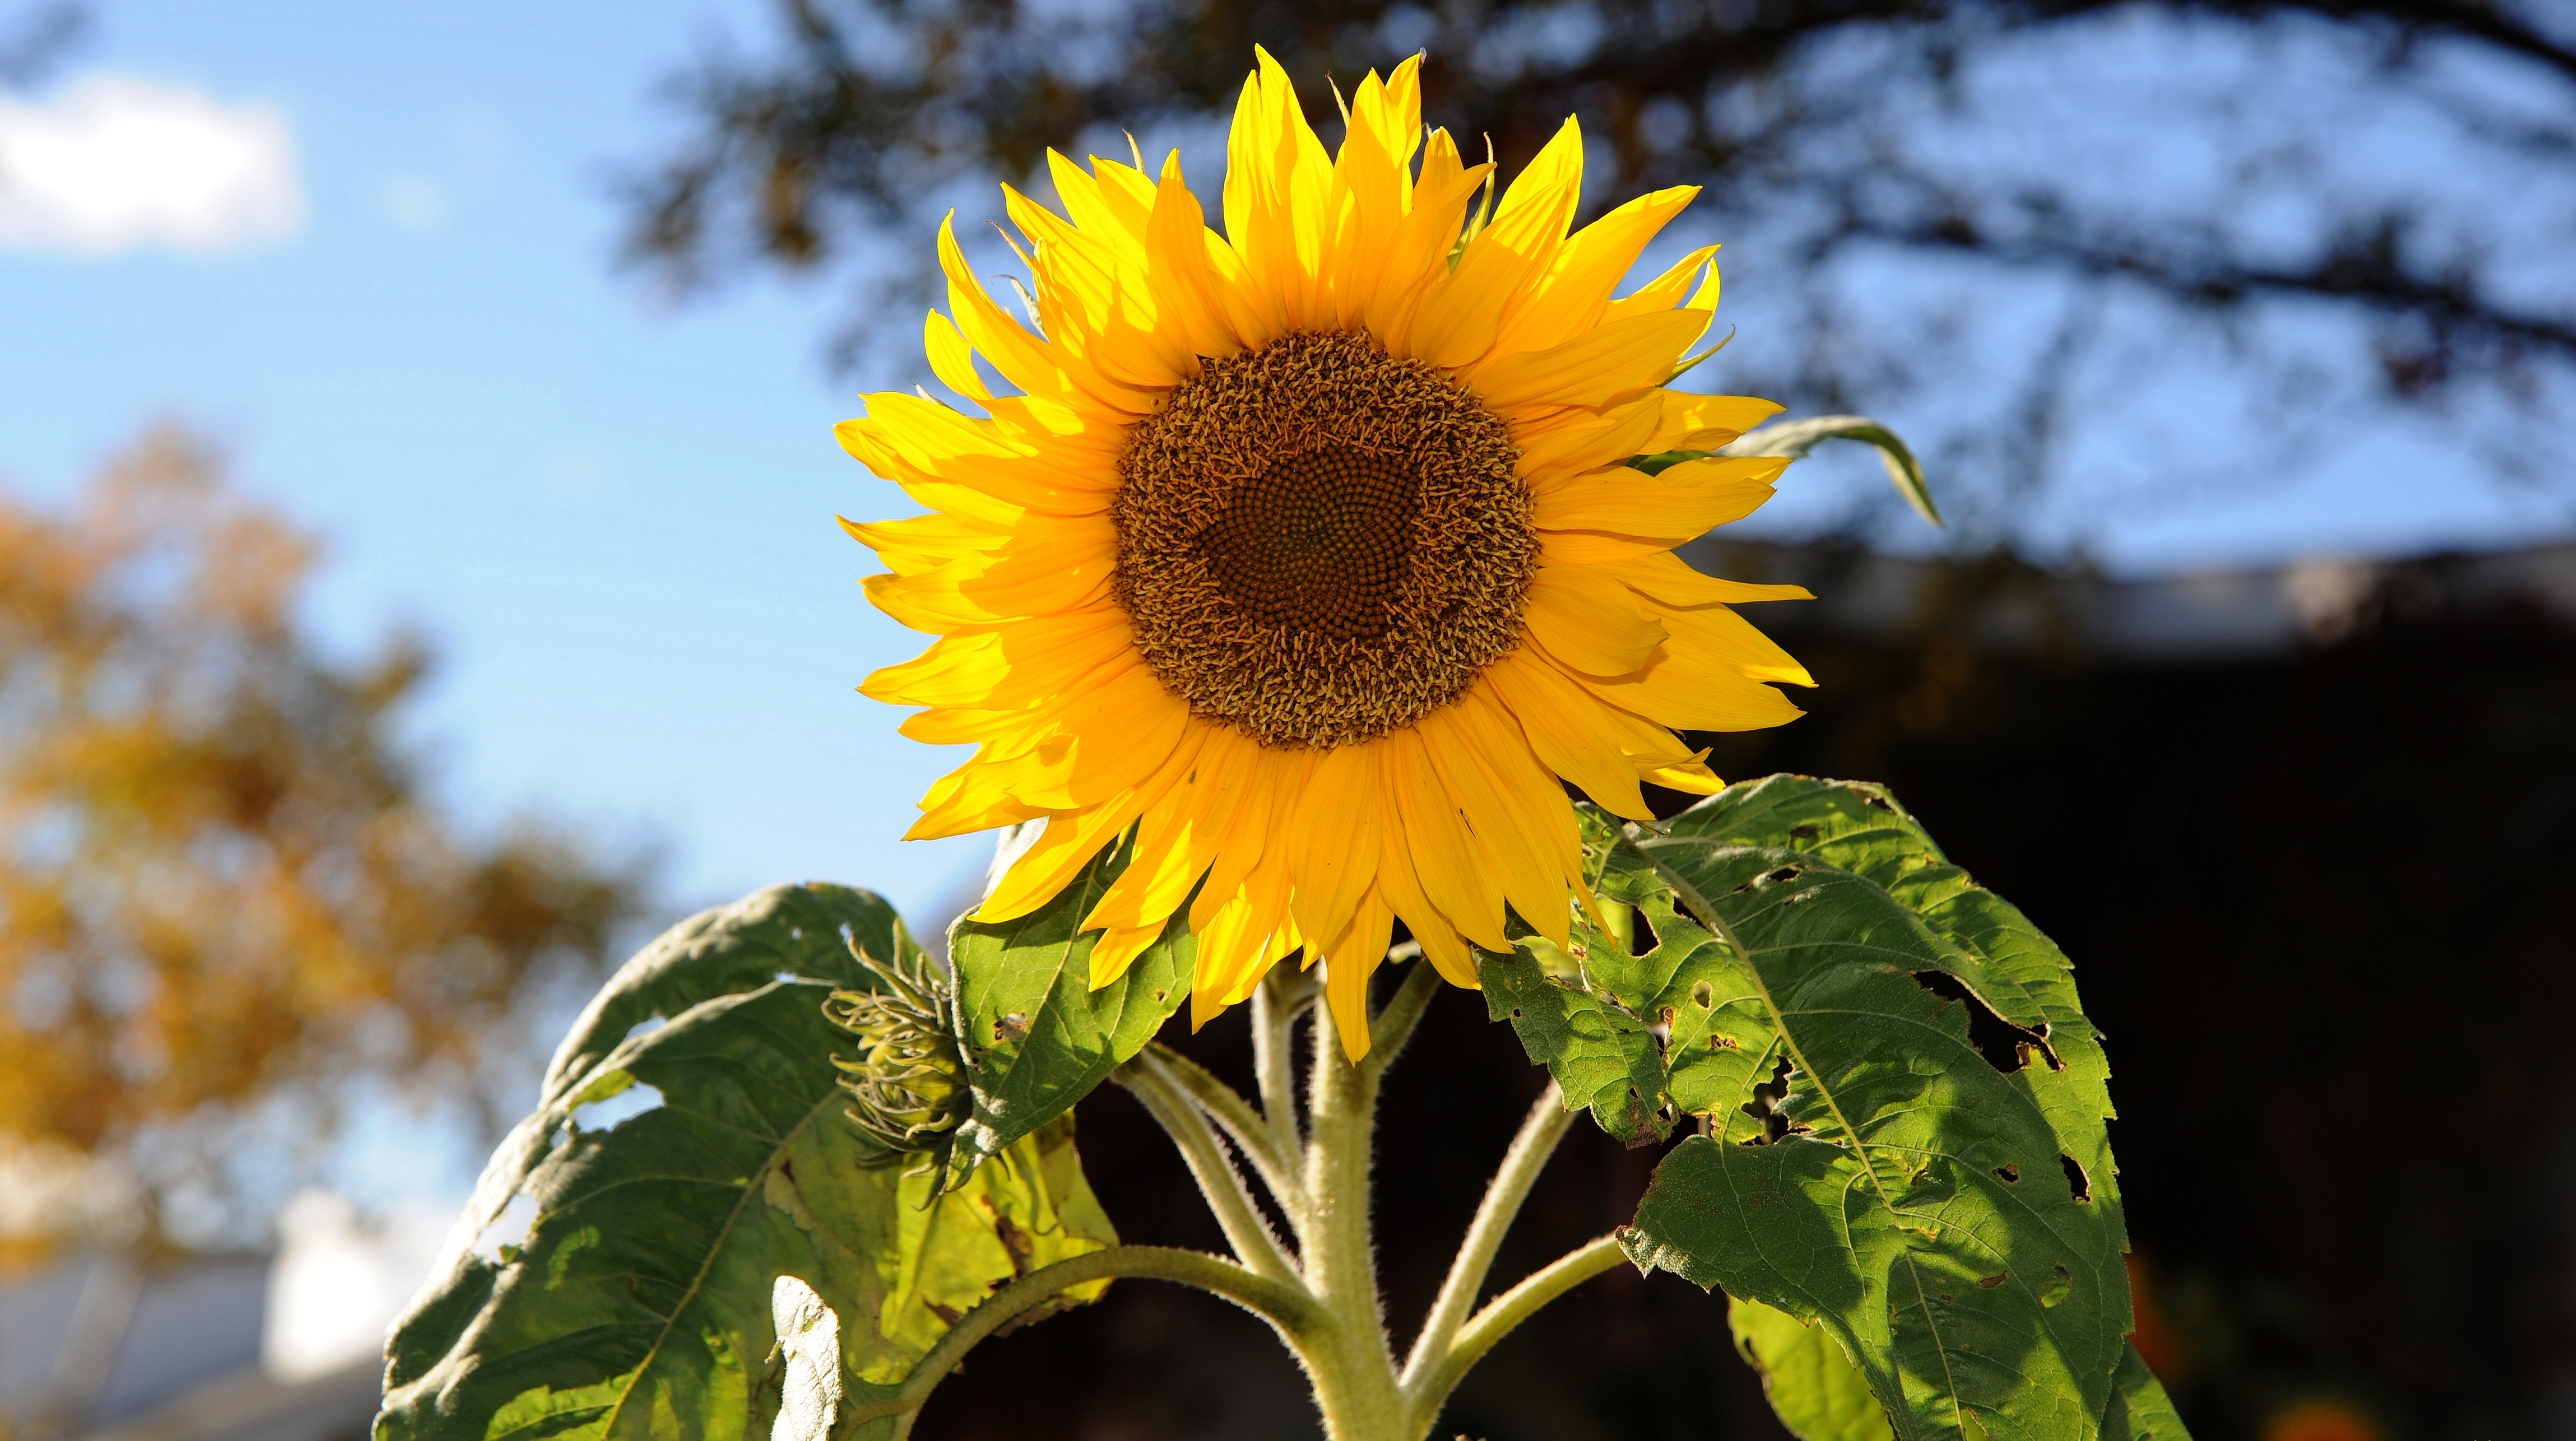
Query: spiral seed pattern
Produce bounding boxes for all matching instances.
[1113,330,1535,749]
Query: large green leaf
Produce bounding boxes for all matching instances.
[1487,778,2145,1441]
[942,837,1192,1186]
[1731,1296,1895,1441]
[378,883,1118,1441]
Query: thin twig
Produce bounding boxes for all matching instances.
[1114,1055,1302,1283]
[1405,1234,1629,1429]
[842,1244,1328,1429]
[1398,1081,1575,1390]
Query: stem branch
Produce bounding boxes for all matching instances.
[844,1245,1327,1429]
[1358,958,1441,1081]
[1144,1041,1306,1218]
[1114,1055,1302,1282]
[1253,967,1312,1162]
[1404,1235,1630,1432]
[1398,1081,1573,1389]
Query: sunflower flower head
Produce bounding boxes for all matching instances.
[840,50,1816,1059]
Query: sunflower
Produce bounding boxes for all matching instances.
[840,52,1814,1058]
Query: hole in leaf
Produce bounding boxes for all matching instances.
[1789,824,1819,844]
[1992,1163,2020,1184]
[621,1015,667,1044]
[1628,905,1661,958]
[993,1012,1031,1044]
[1766,866,1802,884]
[470,1193,539,1265]
[572,1079,665,1133]
[1738,1055,1810,1145]
[2061,1154,2091,1203]
[2040,1264,2074,1306]
[1910,972,2061,1072]
[1689,980,1714,1010]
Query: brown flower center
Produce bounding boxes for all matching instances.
[1112,330,1535,749]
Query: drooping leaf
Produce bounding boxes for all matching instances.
[377,883,1117,1441]
[1634,414,1939,528]
[1731,1295,1895,1441]
[1489,777,2148,1441]
[942,838,1192,1186]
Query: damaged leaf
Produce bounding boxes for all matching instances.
[1529,777,2143,1441]
[377,884,1118,1441]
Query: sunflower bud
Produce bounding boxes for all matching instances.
[824,945,969,1162]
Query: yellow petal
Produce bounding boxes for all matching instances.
[1087,923,1168,990]
[1479,653,1656,822]
[1524,564,1667,676]
[1492,185,1697,357]
[1644,392,1784,453]
[1533,454,1787,545]
[1471,307,1712,414]
[1602,245,1717,324]
[1597,550,1814,608]
[1409,118,1586,368]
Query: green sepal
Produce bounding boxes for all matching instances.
[375,884,1117,1441]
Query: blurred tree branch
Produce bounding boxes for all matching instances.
[0,425,655,1263]
[616,0,2576,543]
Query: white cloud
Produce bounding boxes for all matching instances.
[0,74,304,255]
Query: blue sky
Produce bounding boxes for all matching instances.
[4,0,2566,936]
[0,1,1001,926]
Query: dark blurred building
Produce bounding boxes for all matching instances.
[918,539,2576,1441]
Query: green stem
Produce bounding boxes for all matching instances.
[1253,966,1311,1163]
[1403,1235,1630,1433]
[1398,1080,1573,1391]
[1144,1041,1306,1218]
[1113,1055,1301,1283]
[844,1245,1328,1430]
[1358,958,1441,1080]
[1297,993,1411,1441]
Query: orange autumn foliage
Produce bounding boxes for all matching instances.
[0,426,648,1225]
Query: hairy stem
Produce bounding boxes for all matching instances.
[1359,958,1441,1082]
[1253,966,1311,1162]
[1298,993,1409,1441]
[1404,1235,1630,1432]
[844,1245,1328,1429]
[1398,1081,1574,1391]
[1114,1055,1301,1282]
[1143,1041,1306,1219]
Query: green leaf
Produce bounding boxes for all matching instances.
[1731,1295,1895,1441]
[378,883,1118,1441]
[942,837,1192,1186]
[2099,1345,2186,1441]
[1490,778,2153,1441]
[1726,414,1939,526]
[1636,413,1940,526]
